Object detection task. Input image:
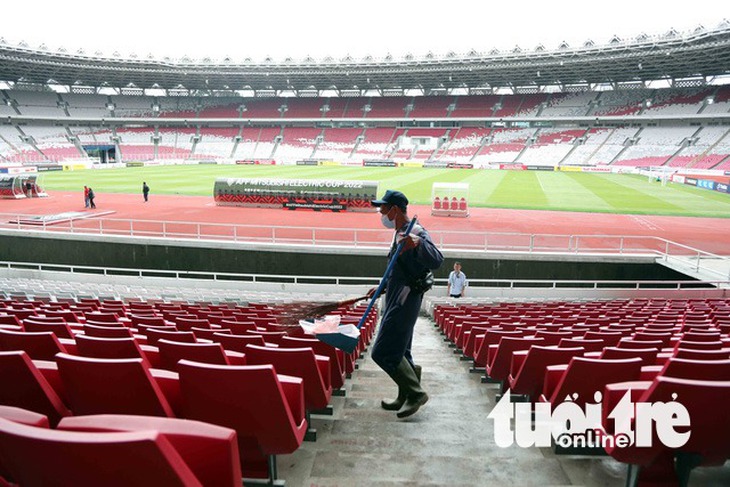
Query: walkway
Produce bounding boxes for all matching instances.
[277,316,634,486]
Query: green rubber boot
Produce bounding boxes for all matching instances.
[381,363,422,411]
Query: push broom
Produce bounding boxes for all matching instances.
[269,217,419,353]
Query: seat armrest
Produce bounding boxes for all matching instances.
[314,355,332,390]
[602,380,652,435]
[150,368,182,416]
[278,374,305,425]
[139,344,161,369]
[510,350,528,378]
[58,338,77,355]
[542,364,569,401]
[224,350,246,366]
[639,365,663,381]
[32,359,68,404]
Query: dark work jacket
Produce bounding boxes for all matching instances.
[372,220,444,372]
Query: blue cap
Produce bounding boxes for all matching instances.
[371,190,408,211]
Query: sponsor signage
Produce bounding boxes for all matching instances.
[716,183,729,194]
[447,163,474,169]
[696,179,716,190]
[399,161,424,168]
[214,178,378,212]
[499,164,526,170]
[283,201,346,211]
[526,165,555,171]
[685,178,698,187]
[363,160,396,167]
[297,160,320,166]
[36,165,63,172]
[582,167,612,173]
[198,160,218,165]
[235,159,276,165]
[423,161,449,168]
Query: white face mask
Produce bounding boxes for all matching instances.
[381,212,396,229]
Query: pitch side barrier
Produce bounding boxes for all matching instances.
[213,177,378,212]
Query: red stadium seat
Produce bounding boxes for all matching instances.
[0,351,70,427]
[146,329,197,347]
[507,346,584,400]
[212,332,267,352]
[58,415,242,487]
[22,319,77,339]
[484,336,545,383]
[55,353,176,417]
[157,339,246,371]
[540,357,643,406]
[279,335,347,391]
[177,361,307,482]
[0,418,203,486]
[604,377,730,487]
[244,344,332,411]
[0,328,70,361]
[74,334,159,368]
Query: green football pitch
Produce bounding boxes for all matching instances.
[38,165,730,217]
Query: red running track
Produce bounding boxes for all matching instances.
[2,191,729,255]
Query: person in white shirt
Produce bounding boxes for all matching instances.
[447,262,467,298]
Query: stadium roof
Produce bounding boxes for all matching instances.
[1,23,729,93]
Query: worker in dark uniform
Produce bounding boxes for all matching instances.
[370,190,444,418]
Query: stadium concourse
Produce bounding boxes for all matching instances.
[1,190,729,255]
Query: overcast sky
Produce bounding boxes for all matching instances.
[2,1,728,61]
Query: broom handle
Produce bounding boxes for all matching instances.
[355,216,418,330]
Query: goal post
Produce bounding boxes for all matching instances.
[431,182,469,217]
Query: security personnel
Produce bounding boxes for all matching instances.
[370,190,444,418]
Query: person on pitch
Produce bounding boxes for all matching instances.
[370,190,443,418]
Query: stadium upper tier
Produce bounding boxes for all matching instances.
[1,85,729,169]
[0,24,729,91]
[2,85,729,121]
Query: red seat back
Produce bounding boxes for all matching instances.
[548,357,643,406]
[0,418,203,486]
[58,414,241,487]
[659,358,730,381]
[22,320,76,340]
[177,361,306,479]
[244,344,331,410]
[0,351,70,426]
[75,335,149,365]
[157,339,230,371]
[146,329,197,347]
[83,323,135,338]
[0,329,67,361]
[600,346,658,366]
[280,335,346,390]
[55,353,175,418]
[607,377,730,469]
[213,333,266,353]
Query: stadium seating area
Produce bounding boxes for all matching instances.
[2,86,729,167]
[0,288,377,484]
[429,296,730,485]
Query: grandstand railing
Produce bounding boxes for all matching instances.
[1,214,728,279]
[1,260,727,291]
